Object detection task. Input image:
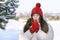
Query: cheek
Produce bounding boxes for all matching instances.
[33,16,36,20]
[32,16,36,20]
[37,16,40,19]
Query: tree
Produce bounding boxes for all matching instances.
[0,0,19,29]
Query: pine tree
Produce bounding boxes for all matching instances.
[0,0,19,29]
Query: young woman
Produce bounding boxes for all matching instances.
[19,3,54,40]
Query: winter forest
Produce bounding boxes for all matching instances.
[0,0,60,40]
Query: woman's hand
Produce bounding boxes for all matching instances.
[29,26,35,34]
[29,20,40,34]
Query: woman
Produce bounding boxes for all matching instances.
[19,3,54,40]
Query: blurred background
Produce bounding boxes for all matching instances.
[0,0,60,40]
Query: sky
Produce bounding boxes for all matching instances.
[15,0,60,14]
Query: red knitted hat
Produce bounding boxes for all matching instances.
[31,3,43,17]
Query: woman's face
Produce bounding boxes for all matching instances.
[33,14,40,21]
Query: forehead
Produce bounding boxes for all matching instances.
[33,14,40,16]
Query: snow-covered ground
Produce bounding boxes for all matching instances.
[0,18,60,40]
[6,19,27,30]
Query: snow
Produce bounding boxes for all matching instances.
[0,29,19,40]
[6,19,26,30]
[0,18,60,40]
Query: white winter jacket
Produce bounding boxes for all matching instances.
[19,24,54,40]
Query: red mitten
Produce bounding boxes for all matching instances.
[30,20,39,33]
